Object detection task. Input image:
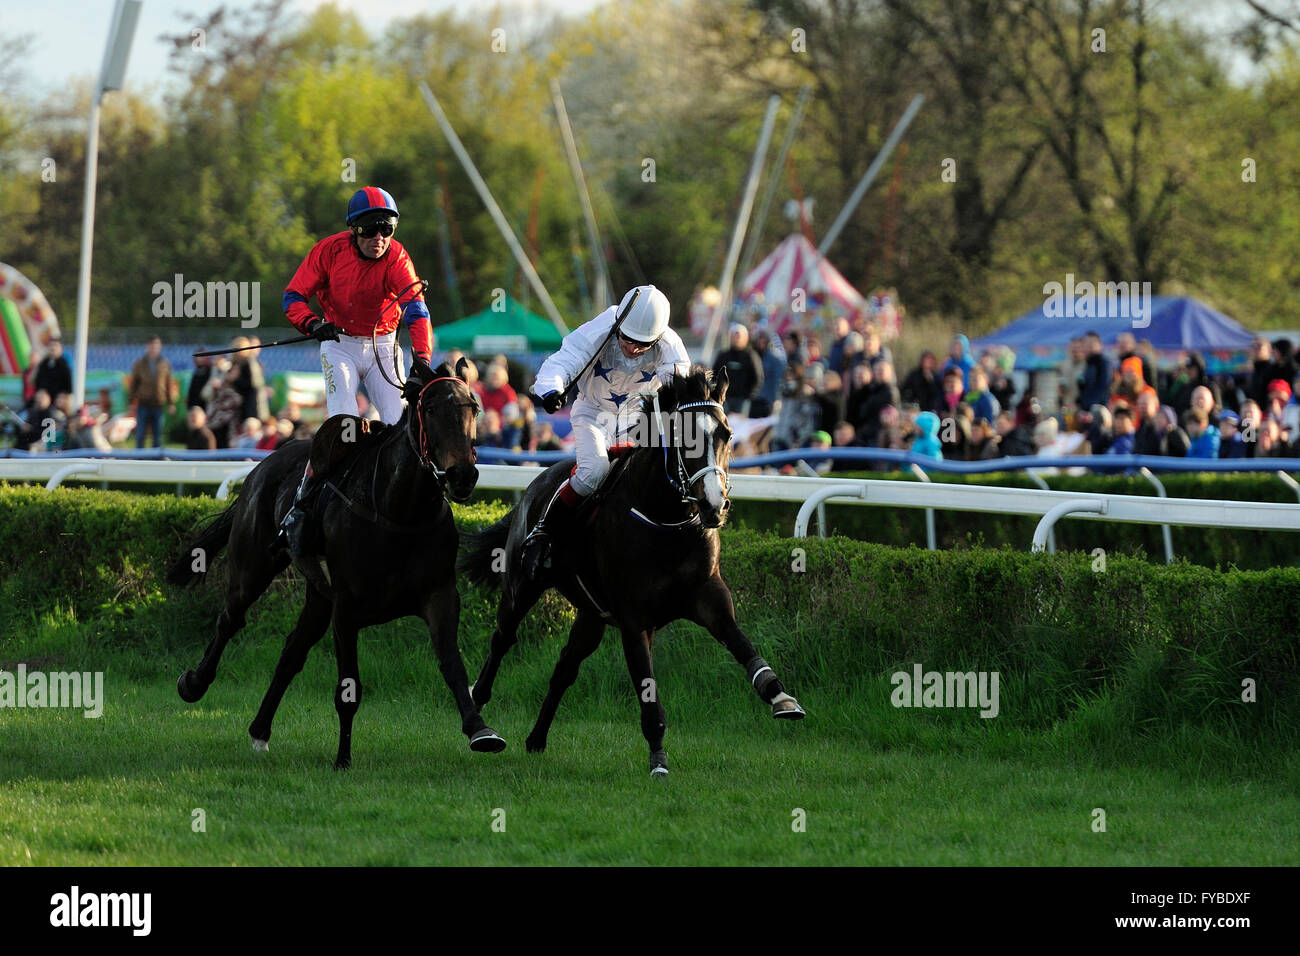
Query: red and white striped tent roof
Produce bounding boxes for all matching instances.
[737,233,866,334]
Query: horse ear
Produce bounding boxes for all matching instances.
[711,366,729,403]
[403,358,430,402]
[455,356,469,382]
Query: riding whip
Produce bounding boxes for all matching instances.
[548,288,641,409]
[193,336,312,358]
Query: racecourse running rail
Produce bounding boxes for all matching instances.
[4,448,1300,556]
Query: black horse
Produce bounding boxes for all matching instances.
[460,366,803,776]
[167,358,505,769]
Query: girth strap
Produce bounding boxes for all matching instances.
[323,480,448,535]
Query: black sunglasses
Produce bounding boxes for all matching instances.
[617,332,655,350]
[353,220,395,238]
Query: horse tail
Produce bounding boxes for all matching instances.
[165,505,236,587]
[458,509,516,588]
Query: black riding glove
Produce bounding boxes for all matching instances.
[541,391,565,413]
[307,318,342,342]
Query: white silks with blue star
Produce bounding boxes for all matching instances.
[533,305,692,438]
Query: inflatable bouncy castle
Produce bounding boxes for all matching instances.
[0,263,61,374]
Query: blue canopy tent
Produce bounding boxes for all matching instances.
[972,295,1255,374]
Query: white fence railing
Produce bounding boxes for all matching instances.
[785,477,1300,559]
[5,458,1300,556]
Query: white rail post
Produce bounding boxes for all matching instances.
[1276,470,1300,504]
[45,462,100,490]
[1138,467,1175,564]
[1031,500,1108,554]
[1025,471,1055,552]
[909,463,936,551]
[794,484,868,538]
[217,464,258,500]
[795,460,827,535]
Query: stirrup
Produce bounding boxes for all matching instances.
[282,506,312,559]
[278,470,319,558]
[521,527,552,577]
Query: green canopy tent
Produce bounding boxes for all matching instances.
[433,296,566,354]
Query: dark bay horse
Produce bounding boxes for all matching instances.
[166,358,505,769]
[459,367,803,776]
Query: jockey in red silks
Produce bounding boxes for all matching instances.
[275,186,434,557]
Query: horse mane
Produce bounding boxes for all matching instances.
[626,365,714,420]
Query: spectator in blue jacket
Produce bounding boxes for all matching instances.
[750,328,786,419]
[964,366,1001,424]
[1106,406,1136,456]
[911,411,943,461]
[940,334,975,391]
[1218,410,1248,458]
[826,317,851,375]
[1185,408,1221,459]
[1077,331,1112,410]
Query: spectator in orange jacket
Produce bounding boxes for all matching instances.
[1109,356,1156,426]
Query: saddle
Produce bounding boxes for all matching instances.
[303,416,407,532]
[572,441,638,527]
[309,415,392,478]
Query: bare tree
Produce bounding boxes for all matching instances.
[1007,0,1182,286]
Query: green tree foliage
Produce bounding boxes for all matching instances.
[1,0,1298,346]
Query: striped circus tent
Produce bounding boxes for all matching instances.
[737,233,866,337]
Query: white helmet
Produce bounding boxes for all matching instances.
[617,285,670,344]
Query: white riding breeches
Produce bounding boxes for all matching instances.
[568,414,611,497]
[319,332,406,424]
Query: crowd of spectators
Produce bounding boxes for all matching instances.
[182,336,305,451]
[693,320,1300,474]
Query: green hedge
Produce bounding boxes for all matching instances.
[11,469,1298,568]
[2,485,1296,752]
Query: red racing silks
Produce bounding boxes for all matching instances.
[284,232,431,358]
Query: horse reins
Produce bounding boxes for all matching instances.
[373,278,430,392]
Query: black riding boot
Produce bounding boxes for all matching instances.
[521,480,584,581]
[275,466,322,559]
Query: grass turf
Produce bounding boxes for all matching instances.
[2,601,1296,866]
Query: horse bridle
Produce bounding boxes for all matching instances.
[405,375,479,484]
[648,390,733,506]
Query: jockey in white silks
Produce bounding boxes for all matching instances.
[522,285,691,579]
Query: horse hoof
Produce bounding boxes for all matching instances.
[525,735,546,754]
[333,757,351,771]
[650,749,669,777]
[772,696,806,719]
[469,728,506,753]
[250,737,269,753]
[469,683,488,710]
[177,671,205,703]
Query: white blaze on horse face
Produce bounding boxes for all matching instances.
[697,415,726,510]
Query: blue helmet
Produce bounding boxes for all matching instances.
[346,187,400,225]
